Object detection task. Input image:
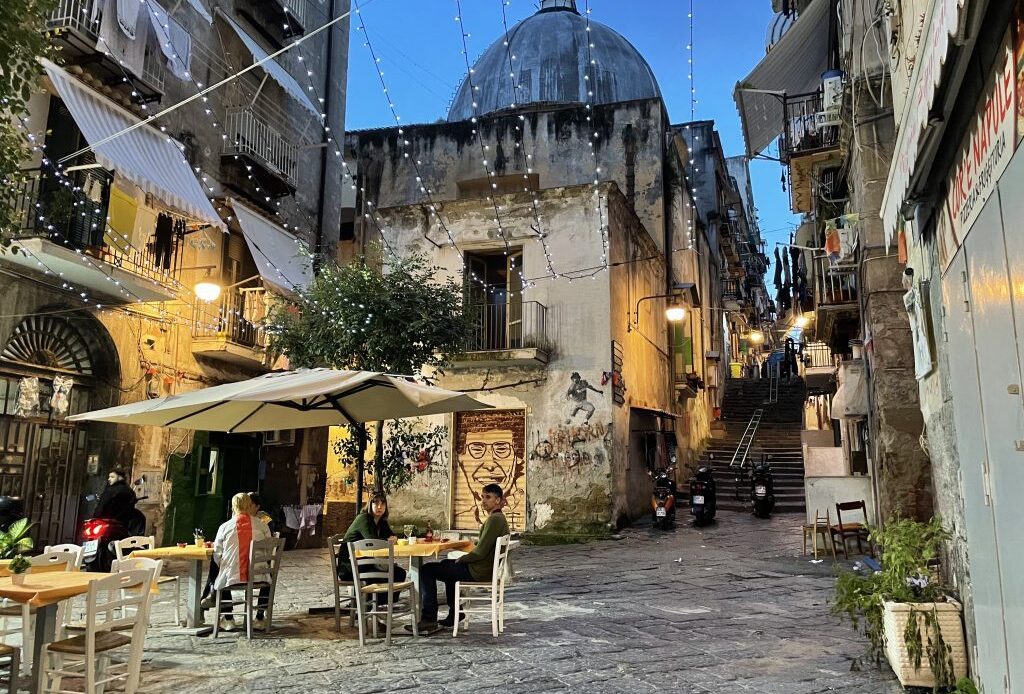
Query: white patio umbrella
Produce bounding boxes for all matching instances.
[68,368,490,432]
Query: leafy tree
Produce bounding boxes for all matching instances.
[0,518,35,559]
[0,0,54,251]
[267,249,472,504]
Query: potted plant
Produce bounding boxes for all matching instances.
[8,555,30,585]
[832,516,968,690]
[0,518,34,559]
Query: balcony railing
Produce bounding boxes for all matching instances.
[464,301,548,352]
[191,287,269,350]
[48,0,99,37]
[223,108,299,187]
[781,91,840,162]
[11,168,184,287]
[279,0,309,34]
[803,341,835,369]
[818,265,858,306]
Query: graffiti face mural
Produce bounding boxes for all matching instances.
[453,410,526,530]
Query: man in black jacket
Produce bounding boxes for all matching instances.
[95,469,137,524]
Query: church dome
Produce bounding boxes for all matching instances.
[447,0,661,122]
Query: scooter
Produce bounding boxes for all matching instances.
[689,466,717,526]
[750,458,776,518]
[649,467,676,530]
[78,496,148,572]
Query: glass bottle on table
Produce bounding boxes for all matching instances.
[424,521,434,543]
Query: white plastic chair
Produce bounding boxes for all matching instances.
[349,539,418,646]
[453,534,513,638]
[0,550,79,673]
[213,537,284,639]
[114,535,181,625]
[38,568,155,694]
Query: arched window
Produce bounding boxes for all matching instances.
[2,315,94,375]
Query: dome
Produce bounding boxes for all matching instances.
[447,0,661,122]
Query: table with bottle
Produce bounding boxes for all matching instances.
[356,524,474,586]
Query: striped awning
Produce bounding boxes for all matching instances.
[42,60,222,228]
[230,199,312,295]
[733,0,831,157]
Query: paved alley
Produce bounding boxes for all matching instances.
[135,512,900,693]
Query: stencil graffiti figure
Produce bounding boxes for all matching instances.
[566,372,603,424]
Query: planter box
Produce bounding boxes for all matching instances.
[882,601,968,687]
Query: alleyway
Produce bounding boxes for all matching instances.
[137,512,900,693]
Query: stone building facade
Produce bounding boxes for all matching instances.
[2,0,348,548]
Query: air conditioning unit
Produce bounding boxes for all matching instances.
[264,429,296,446]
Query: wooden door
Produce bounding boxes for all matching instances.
[451,410,526,531]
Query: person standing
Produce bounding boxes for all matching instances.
[414,484,509,631]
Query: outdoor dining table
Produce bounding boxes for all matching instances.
[0,571,113,692]
[356,540,474,585]
[131,545,215,636]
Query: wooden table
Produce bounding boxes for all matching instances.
[132,545,214,636]
[0,560,70,578]
[0,571,112,692]
[357,540,473,586]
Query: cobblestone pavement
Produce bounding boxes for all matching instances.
[136,511,901,693]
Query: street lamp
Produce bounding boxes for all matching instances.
[749,330,765,344]
[194,269,221,302]
[665,304,687,322]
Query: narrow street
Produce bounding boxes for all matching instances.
[139,513,900,693]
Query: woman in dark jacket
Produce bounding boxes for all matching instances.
[337,493,406,586]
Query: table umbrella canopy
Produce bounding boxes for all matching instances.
[68,369,490,432]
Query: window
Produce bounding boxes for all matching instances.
[196,447,220,496]
[464,249,523,350]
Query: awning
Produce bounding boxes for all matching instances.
[230,199,312,295]
[733,0,831,157]
[218,11,322,119]
[42,60,222,228]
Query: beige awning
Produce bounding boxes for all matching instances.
[734,0,831,157]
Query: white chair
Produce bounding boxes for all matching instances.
[213,537,284,639]
[328,534,357,632]
[349,539,419,646]
[453,534,513,638]
[38,568,155,694]
[0,550,79,673]
[114,535,181,625]
[42,545,84,570]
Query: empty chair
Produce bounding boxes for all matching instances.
[328,533,357,632]
[349,539,418,646]
[453,534,514,638]
[213,537,284,639]
[38,568,155,694]
[831,500,873,559]
[0,550,79,672]
[802,510,836,560]
[42,545,84,570]
[0,644,16,694]
[114,535,181,625]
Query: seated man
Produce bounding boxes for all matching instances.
[414,483,509,631]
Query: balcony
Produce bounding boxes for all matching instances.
[815,264,860,350]
[191,286,270,370]
[802,341,837,395]
[783,91,842,214]
[47,0,164,103]
[238,0,310,45]
[5,169,181,302]
[817,266,858,307]
[222,108,299,201]
[455,301,550,367]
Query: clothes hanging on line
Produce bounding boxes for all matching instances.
[154,213,174,269]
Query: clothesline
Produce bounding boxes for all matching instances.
[281,503,322,540]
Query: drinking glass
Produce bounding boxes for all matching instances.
[403,524,414,541]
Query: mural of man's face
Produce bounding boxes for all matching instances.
[462,429,517,489]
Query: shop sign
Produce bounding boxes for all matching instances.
[881,0,968,245]
[940,38,1016,272]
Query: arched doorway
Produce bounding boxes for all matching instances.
[0,312,119,546]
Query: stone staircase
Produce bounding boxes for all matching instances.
[687,377,807,514]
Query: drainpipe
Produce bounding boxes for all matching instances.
[314,0,338,260]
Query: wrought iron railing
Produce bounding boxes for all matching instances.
[279,0,309,33]
[223,108,299,185]
[464,301,548,352]
[803,341,835,369]
[781,91,841,162]
[47,0,99,36]
[818,265,858,306]
[191,286,269,349]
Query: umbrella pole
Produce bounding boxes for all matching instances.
[356,423,367,511]
[373,421,385,494]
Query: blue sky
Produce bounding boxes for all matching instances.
[344,0,800,252]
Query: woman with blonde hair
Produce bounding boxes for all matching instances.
[212,492,272,630]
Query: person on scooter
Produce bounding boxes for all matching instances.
[95,469,137,526]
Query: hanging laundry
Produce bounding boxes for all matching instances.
[116,0,142,39]
[783,246,792,285]
[154,213,175,270]
[50,376,74,417]
[773,248,783,288]
[15,377,40,417]
[825,227,842,265]
[282,506,301,530]
[299,503,322,538]
[98,0,146,76]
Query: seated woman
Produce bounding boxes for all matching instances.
[213,492,273,631]
[337,493,406,589]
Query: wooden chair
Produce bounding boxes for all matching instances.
[38,568,155,694]
[0,550,78,673]
[328,533,357,632]
[42,545,84,569]
[453,534,514,638]
[114,535,181,625]
[802,510,836,560]
[348,539,418,646]
[213,537,284,639]
[831,500,873,559]
[0,644,16,694]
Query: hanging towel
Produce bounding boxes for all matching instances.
[99,0,146,78]
[282,506,301,530]
[773,248,783,288]
[116,0,142,39]
[298,504,322,539]
[783,247,792,285]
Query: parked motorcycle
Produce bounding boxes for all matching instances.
[750,458,776,518]
[649,467,676,530]
[688,466,717,526]
[78,496,148,572]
